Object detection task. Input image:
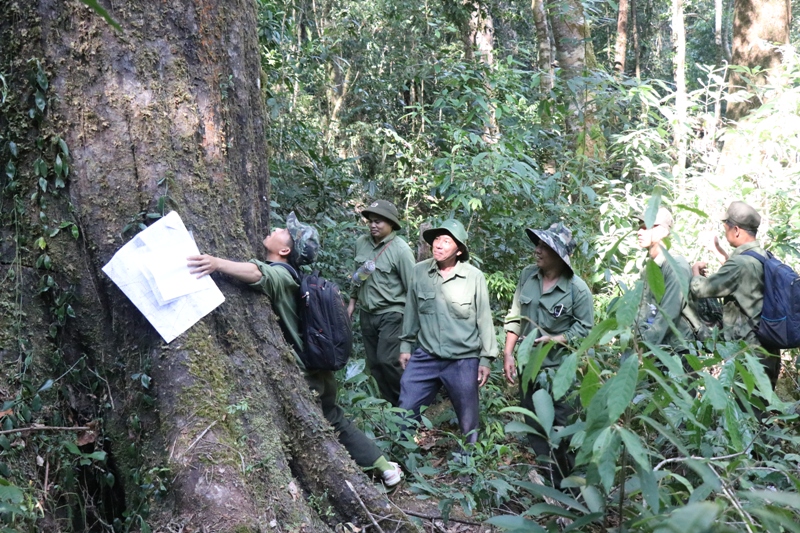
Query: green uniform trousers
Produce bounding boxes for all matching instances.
[304,369,383,467]
[360,310,404,407]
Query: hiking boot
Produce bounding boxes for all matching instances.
[381,462,404,488]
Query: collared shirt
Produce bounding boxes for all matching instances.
[690,240,765,344]
[351,232,415,315]
[503,265,594,366]
[636,252,694,351]
[400,258,499,367]
[248,259,306,370]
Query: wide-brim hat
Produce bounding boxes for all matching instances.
[422,219,469,262]
[286,211,319,266]
[361,200,402,230]
[526,222,576,273]
[632,207,674,229]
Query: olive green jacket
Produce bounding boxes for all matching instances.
[400,258,499,367]
[249,259,306,370]
[504,265,594,367]
[690,241,765,344]
[350,232,415,315]
[636,252,694,351]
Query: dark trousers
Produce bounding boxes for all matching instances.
[519,377,575,488]
[304,369,383,467]
[399,348,480,444]
[360,310,404,407]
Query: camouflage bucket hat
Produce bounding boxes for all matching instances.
[286,211,319,266]
[422,219,469,262]
[526,222,576,273]
[361,200,402,230]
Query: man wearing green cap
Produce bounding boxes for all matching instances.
[690,201,780,387]
[398,219,498,444]
[502,222,593,487]
[187,212,403,487]
[347,201,415,406]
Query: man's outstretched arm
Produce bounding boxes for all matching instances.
[187,255,262,284]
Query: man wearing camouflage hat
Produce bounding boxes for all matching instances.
[503,222,593,488]
[347,201,415,406]
[187,212,403,487]
[690,201,780,387]
[398,219,498,444]
[633,207,694,353]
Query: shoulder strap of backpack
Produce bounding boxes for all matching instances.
[741,250,772,264]
[270,261,301,283]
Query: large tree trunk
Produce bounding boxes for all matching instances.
[727,0,790,120]
[0,1,413,531]
[614,0,631,75]
[462,2,499,142]
[672,0,687,191]
[532,0,556,91]
[549,0,599,157]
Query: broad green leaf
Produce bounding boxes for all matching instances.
[515,332,537,372]
[744,353,779,405]
[645,259,666,304]
[86,451,107,462]
[7,142,17,157]
[658,502,720,532]
[594,428,621,493]
[618,427,650,470]
[637,463,660,513]
[63,441,81,455]
[575,317,618,357]
[5,160,15,180]
[512,481,590,513]
[615,282,643,328]
[701,372,727,411]
[662,248,689,300]
[674,204,708,218]
[735,360,755,395]
[643,189,662,229]
[579,358,602,407]
[485,515,547,532]
[552,352,577,400]
[35,90,46,112]
[724,403,743,449]
[79,0,122,30]
[532,389,554,437]
[528,503,576,518]
[521,342,552,395]
[607,354,639,421]
[58,137,69,157]
[504,420,539,435]
[54,154,63,176]
[740,490,800,509]
[645,342,684,376]
[37,379,54,393]
[0,482,23,504]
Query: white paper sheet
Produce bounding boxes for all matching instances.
[102,211,225,343]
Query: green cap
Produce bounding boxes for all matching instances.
[526,222,577,274]
[422,219,469,262]
[723,201,761,232]
[286,212,319,266]
[361,200,402,230]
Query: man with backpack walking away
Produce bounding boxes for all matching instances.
[187,212,403,488]
[690,201,781,389]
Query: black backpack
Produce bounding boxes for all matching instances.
[272,263,353,370]
[742,250,800,349]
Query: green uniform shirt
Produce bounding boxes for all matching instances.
[248,259,306,369]
[636,252,694,351]
[351,232,415,314]
[503,265,594,367]
[690,241,765,344]
[400,258,499,367]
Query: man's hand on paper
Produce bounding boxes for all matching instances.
[187,254,219,278]
[187,255,263,284]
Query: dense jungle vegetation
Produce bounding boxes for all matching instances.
[1,0,800,530]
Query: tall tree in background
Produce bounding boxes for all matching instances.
[532,0,556,90]
[727,0,790,120]
[0,1,413,531]
[672,0,688,190]
[614,0,631,75]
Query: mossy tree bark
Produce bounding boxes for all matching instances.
[0,1,414,531]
